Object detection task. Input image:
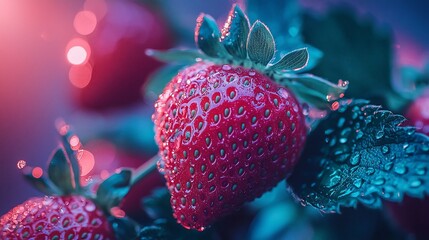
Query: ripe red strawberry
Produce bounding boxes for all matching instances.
[0,196,114,239]
[75,0,174,111]
[154,62,306,230]
[404,95,429,135]
[151,5,346,230]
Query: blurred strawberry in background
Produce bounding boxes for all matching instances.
[67,0,174,111]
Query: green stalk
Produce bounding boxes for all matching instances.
[130,154,160,186]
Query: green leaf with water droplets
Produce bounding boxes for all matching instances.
[195,14,229,58]
[288,99,429,213]
[96,169,132,210]
[247,21,275,66]
[268,48,309,71]
[221,5,250,59]
[48,148,74,194]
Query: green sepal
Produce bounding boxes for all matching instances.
[221,4,250,59]
[195,14,229,58]
[276,73,347,108]
[268,48,309,71]
[48,148,74,194]
[23,170,61,196]
[247,21,275,66]
[146,49,207,63]
[96,169,132,211]
[56,123,82,191]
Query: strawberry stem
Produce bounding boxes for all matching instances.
[130,154,160,186]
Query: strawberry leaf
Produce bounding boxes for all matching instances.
[96,169,132,210]
[221,4,250,59]
[288,100,429,213]
[109,216,139,240]
[48,148,74,194]
[247,21,275,66]
[195,14,229,58]
[268,48,309,71]
[139,225,173,240]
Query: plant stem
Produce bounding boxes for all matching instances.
[130,154,160,186]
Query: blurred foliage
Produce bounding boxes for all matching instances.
[300,8,406,111]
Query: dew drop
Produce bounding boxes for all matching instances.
[384,162,393,171]
[222,65,231,71]
[17,160,26,169]
[353,178,363,188]
[356,130,364,140]
[416,165,427,175]
[278,88,289,99]
[366,167,375,175]
[394,164,407,175]
[337,117,346,128]
[349,154,360,165]
[372,177,385,185]
[411,179,423,188]
[375,130,384,140]
[381,146,389,154]
[249,71,256,76]
[326,175,341,188]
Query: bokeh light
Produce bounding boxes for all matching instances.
[84,0,107,21]
[76,150,95,176]
[69,135,81,150]
[110,206,126,218]
[67,46,88,65]
[74,10,97,35]
[16,160,26,170]
[32,167,43,179]
[65,38,91,65]
[69,64,93,89]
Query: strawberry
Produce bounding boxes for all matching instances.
[0,122,159,239]
[0,196,114,239]
[74,0,174,111]
[150,5,346,230]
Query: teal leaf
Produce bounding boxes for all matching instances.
[23,170,61,195]
[195,14,229,58]
[145,49,207,63]
[109,216,139,240]
[268,48,309,71]
[221,5,250,59]
[96,169,132,210]
[48,148,74,194]
[139,225,172,240]
[288,100,429,213]
[247,21,275,66]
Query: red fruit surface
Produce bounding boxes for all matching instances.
[404,95,429,135]
[0,195,115,239]
[153,62,307,230]
[76,0,173,111]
